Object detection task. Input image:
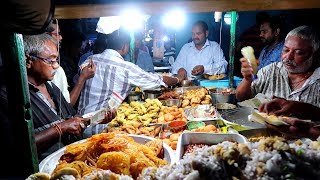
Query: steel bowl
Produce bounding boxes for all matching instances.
[210,87,236,104]
[126,91,143,103]
[162,98,182,107]
[181,80,194,87]
[144,90,162,100]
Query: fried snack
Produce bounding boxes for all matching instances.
[145,139,163,156]
[97,152,131,175]
[55,133,167,178]
[50,167,80,180]
[26,172,50,180]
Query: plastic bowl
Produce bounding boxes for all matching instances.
[168,120,187,133]
[187,121,206,130]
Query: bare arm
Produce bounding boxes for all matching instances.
[35,117,88,154]
[236,58,254,101]
[70,59,96,106]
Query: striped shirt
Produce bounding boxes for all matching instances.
[171,39,228,77]
[252,62,320,107]
[77,49,165,115]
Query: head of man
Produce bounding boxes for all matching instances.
[192,20,209,48]
[260,16,282,45]
[24,34,59,83]
[46,19,62,43]
[106,31,130,57]
[281,25,320,74]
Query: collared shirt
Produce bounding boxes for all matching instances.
[171,39,228,77]
[135,49,155,73]
[252,62,320,107]
[50,66,70,103]
[28,82,80,160]
[77,49,165,115]
[257,41,284,70]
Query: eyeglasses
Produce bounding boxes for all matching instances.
[30,55,59,67]
[47,32,61,36]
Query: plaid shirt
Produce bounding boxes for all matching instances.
[77,49,165,115]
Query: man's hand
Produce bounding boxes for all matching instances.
[60,117,89,135]
[259,97,316,120]
[191,65,204,76]
[79,58,96,81]
[100,109,117,124]
[265,118,320,140]
[239,58,255,80]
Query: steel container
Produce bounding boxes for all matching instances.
[209,87,236,104]
[143,90,162,99]
[176,132,248,161]
[126,91,143,103]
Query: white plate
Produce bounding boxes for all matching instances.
[39,134,175,174]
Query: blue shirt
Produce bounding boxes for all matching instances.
[135,49,155,73]
[171,39,228,78]
[258,41,284,70]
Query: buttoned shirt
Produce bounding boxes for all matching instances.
[257,41,284,70]
[171,40,228,77]
[135,49,155,73]
[50,66,70,103]
[252,62,320,107]
[77,49,165,115]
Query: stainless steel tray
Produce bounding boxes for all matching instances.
[184,105,219,121]
[176,132,248,161]
[173,86,203,94]
[39,134,175,174]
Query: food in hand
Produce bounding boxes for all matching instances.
[241,46,258,75]
[249,111,289,126]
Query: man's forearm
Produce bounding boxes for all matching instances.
[236,79,253,101]
[70,78,86,106]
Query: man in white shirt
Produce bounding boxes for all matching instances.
[171,20,228,78]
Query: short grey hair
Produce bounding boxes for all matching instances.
[23,33,56,56]
[285,25,319,52]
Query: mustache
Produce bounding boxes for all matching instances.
[282,59,296,66]
[51,70,58,75]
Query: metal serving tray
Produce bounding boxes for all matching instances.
[173,86,203,94]
[184,105,219,121]
[176,132,248,161]
[39,134,175,175]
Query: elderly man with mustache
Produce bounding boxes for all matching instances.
[236,25,320,108]
[0,33,115,161]
[171,20,228,79]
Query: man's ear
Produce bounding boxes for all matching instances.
[25,55,32,69]
[206,31,209,38]
[275,28,280,37]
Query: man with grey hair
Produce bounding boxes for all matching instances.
[236,25,320,108]
[0,33,115,161]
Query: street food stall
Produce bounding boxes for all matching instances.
[1,0,320,179]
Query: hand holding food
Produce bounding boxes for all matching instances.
[265,117,320,140]
[259,97,320,121]
[241,46,258,75]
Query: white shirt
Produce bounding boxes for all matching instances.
[77,49,165,115]
[50,66,70,103]
[171,40,228,77]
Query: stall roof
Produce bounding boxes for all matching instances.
[54,0,320,19]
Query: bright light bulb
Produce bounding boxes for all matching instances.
[121,9,144,31]
[162,10,185,29]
